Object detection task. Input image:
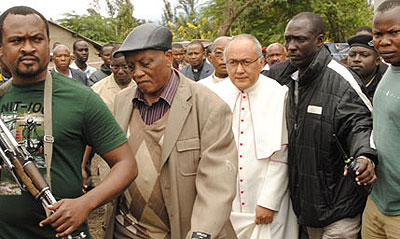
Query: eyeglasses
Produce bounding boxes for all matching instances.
[111,65,131,71]
[213,50,224,58]
[226,57,260,68]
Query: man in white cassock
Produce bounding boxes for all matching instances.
[211,34,298,239]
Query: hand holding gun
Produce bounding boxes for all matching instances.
[0,119,86,239]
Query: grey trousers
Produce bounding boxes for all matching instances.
[307,214,361,239]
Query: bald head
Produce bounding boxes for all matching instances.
[266,43,287,66]
[210,36,231,52]
[208,36,231,78]
[53,44,71,55]
[284,12,325,72]
[53,44,72,74]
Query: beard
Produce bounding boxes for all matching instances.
[15,55,49,78]
[16,64,47,78]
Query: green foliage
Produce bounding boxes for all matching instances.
[162,0,215,41]
[311,0,373,42]
[57,0,141,44]
[57,12,120,43]
[58,0,373,45]
[183,0,373,45]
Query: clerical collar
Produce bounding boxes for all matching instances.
[192,61,204,72]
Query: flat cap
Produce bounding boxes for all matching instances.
[114,23,172,56]
[347,34,376,51]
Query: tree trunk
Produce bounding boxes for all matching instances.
[218,0,257,36]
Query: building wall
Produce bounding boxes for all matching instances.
[48,22,103,70]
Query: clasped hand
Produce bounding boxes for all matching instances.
[255,205,274,224]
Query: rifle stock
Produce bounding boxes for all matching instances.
[0,119,86,239]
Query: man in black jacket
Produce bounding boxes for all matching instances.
[347,34,388,99]
[266,12,377,239]
[88,43,114,86]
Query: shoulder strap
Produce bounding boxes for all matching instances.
[0,80,12,97]
[43,72,54,188]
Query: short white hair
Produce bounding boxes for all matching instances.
[224,34,262,62]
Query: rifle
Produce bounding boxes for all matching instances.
[0,118,86,239]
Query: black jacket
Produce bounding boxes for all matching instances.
[366,63,388,100]
[266,47,377,227]
[88,64,112,86]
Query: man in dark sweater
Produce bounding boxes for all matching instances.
[88,43,114,86]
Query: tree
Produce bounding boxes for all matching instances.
[203,0,257,36]
[161,0,174,26]
[57,12,119,43]
[203,0,373,45]
[57,0,141,43]
[312,0,373,42]
[162,0,214,40]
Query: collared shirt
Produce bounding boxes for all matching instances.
[70,61,97,78]
[54,67,72,78]
[132,71,179,125]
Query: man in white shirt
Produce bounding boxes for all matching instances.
[199,36,230,89]
[70,40,97,78]
[212,34,298,239]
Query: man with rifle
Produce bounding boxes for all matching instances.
[0,6,138,239]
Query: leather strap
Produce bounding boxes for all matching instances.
[0,74,54,215]
[0,80,12,96]
[43,72,53,189]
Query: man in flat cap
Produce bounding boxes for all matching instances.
[347,34,387,99]
[104,23,238,239]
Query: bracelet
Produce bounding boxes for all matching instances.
[357,155,375,168]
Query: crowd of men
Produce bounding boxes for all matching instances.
[0,1,399,239]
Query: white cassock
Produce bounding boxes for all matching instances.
[212,75,298,239]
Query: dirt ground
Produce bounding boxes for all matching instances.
[87,157,108,239]
[88,204,105,239]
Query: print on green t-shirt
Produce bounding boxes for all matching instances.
[0,99,46,196]
[0,72,127,238]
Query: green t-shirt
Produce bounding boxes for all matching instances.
[0,72,127,238]
[371,65,400,216]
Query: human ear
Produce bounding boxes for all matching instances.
[165,50,173,67]
[316,34,324,47]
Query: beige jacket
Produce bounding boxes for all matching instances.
[104,71,238,239]
[91,73,135,113]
